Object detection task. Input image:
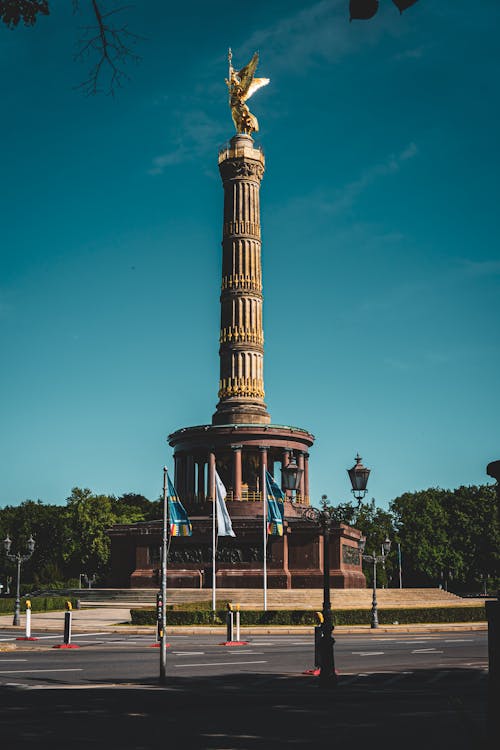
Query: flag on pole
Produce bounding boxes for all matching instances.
[265,470,285,536]
[167,474,192,536]
[215,471,236,537]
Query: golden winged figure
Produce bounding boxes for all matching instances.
[226,50,270,135]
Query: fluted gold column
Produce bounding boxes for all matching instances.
[213,133,270,425]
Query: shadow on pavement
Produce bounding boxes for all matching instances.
[0,668,489,749]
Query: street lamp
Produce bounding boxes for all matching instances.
[300,499,338,687]
[358,535,391,628]
[3,534,36,626]
[282,454,337,688]
[280,452,303,495]
[347,453,370,503]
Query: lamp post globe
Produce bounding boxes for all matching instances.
[281,453,303,494]
[347,454,370,503]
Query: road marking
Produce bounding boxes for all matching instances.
[224,651,264,655]
[411,648,444,654]
[290,642,311,645]
[173,652,205,656]
[0,668,83,674]
[351,651,385,656]
[174,660,267,668]
[0,659,28,662]
[396,640,436,644]
[444,639,474,643]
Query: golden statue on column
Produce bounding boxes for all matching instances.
[226,49,270,134]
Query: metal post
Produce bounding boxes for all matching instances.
[13,557,21,626]
[320,522,336,686]
[64,605,72,645]
[235,607,240,642]
[226,607,234,642]
[212,463,217,613]
[160,467,168,685]
[25,604,31,639]
[398,542,403,589]
[371,554,379,629]
[486,596,500,735]
[262,456,268,612]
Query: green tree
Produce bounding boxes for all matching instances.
[390,484,500,590]
[0,499,68,587]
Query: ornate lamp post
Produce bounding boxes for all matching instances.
[282,456,336,687]
[282,452,373,682]
[3,535,35,626]
[280,452,303,496]
[347,453,370,503]
[358,535,391,628]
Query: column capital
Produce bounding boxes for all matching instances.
[231,444,243,451]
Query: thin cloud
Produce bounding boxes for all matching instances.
[325,142,418,214]
[148,108,226,175]
[238,0,402,72]
[394,47,424,61]
[457,259,500,277]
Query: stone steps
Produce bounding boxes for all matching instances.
[66,588,483,610]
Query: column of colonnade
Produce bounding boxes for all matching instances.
[174,447,310,505]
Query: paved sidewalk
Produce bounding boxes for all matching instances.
[0,606,487,636]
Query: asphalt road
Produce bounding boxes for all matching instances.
[0,629,488,684]
[0,630,490,749]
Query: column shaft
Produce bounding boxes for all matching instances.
[208,451,216,500]
[233,446,242,501]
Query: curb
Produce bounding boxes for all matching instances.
[3,622,487,637]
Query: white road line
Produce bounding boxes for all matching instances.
[224,651,264,655]
[444,639,474,643]
[396,640,436,644]
[411,648,444,654]
[249,642,274,646]
[351,651,385,656]
[0,668,83,674]
[290,642,311,646]
[0,659,28,662]
[173,652,205,656]
[174,660,267,668]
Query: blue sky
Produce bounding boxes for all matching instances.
[1,0,499,509]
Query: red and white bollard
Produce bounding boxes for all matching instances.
[16,599,38,641]
[220,603,248,646]
[52,601,80,649]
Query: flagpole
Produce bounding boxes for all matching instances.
[160,466,168,685]
[212,465,217,613]
[262,459,267,612]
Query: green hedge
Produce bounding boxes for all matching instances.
[0,597,78,614]
[130,605,486,627]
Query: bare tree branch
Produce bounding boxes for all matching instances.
[74,1,142,97]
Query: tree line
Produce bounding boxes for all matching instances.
[0,483,498,593]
